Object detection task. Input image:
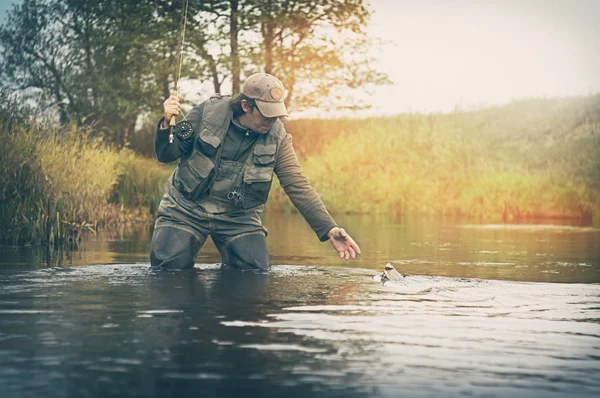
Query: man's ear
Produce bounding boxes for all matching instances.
[240,99,250,113]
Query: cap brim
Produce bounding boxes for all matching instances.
[256,100,288,118]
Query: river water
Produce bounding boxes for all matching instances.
[0,213,599,397]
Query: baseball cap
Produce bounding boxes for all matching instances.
[242,73,289,118]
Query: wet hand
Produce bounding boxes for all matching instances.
[328,227,361,260]
[163,95,183,128]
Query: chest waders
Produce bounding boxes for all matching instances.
[150,96,286,271]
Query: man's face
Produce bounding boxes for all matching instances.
[241,101,278,134]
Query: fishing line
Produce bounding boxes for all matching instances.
[175,0,189,95]
[170,0,190,143]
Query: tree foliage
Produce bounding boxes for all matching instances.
[249,0,391,110]
[0,0,390,145]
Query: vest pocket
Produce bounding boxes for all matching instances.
[244,164,274,183]
[197,128,221,157]
[253,144,277,166]
[177,151,214,194]
[242,165,274,208]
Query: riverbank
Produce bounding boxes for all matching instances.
[273,95,600,223]
[0,124,173,246]
[1,95,598,245]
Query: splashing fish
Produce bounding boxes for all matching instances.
[376,263,437,293]
[376,263,492,295]
[380,262,406,283]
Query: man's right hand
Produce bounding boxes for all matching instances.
[162,95,183,128]
[327,227,361,260]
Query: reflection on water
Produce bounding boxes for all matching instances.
[0,214,599,397]
[0,264,598,398]
[1,213,599,283]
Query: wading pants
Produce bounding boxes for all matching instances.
[150,183,270,271]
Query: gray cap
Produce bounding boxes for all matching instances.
[242,73,288,117]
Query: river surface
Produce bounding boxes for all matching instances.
[0,213,599,397]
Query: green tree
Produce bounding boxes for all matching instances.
[0,0,76,124]
[247,0,391,110]
[0,0,389,143]
[0,0,222,145]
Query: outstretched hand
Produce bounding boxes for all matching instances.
[328,227,361,260]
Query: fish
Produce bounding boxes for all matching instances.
[380,262,406,283]
[377,263,434,293]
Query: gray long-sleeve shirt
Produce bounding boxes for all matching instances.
[155,103,337,241]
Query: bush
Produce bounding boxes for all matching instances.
[267,96,599,223]
[0,122,174,245]
[111,151,174,216]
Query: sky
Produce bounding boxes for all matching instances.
[0,0,11,24]
[362,0,600,115]
[1,0,599,116]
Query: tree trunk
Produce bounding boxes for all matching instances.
[162,76,170,100]
[230,0,240,94]
[84,15,96,108]
[55,88,67,125]
[284,75,294,109]
[193,39,222,95]
[211,64,221,94]
[263,0,274,74]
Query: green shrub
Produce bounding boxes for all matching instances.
[268,95,599,222]
[0,122,173,245]
[112,151,174,216]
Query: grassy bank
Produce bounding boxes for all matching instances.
[268,95,600,224]
[0,124,173,245]
[2,94,598,245]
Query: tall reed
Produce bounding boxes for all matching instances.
[111,151,174,216]
[0,123,173,245]
[268,95,599,224]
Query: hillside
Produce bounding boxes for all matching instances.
[270,95,600,222]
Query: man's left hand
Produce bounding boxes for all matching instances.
[328,227,361,260]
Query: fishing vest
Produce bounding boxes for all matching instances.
[173,95,286,210]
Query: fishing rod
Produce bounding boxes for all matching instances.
[169,0,190,144]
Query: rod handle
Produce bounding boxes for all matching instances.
[168,90,178,143]
[169,89,178,127]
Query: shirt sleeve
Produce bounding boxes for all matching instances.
[154,118,181,163]
[274,133,337,241]
[154,103,205,163]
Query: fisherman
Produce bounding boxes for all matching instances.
[150,73,361,270]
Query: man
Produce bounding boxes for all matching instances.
[151,73,360,270]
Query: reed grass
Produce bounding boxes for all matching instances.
[2,94,598,247]
[0,123,173,245]
[268,95,600,224]
[111,151,173,216]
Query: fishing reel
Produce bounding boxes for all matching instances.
[175,120,194,141]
